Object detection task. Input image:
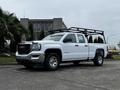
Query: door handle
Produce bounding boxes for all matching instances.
[85,45,88,47]
[75,45,79,47]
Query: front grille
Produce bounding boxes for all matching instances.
[18,44,31,54]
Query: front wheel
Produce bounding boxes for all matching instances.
[93,54,104,66]
[44,53,60,71]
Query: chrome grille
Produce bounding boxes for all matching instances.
[18,44,31,54]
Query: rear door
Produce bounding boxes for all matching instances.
[76,34,89,60]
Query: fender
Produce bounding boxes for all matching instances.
[95,48,104,57]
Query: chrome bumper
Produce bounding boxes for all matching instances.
[16,52,45,64]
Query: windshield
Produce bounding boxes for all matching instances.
[43,34,64,41]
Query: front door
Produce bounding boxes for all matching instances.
[62,34,79,61]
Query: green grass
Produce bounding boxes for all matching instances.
[112,55,120,60]
[0,56,16,64]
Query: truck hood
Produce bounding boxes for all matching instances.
[32,40,58,44]
[21,40,60,44]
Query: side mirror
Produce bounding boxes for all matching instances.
[63,38,72,43]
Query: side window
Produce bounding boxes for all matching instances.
[63,34,76,43]
[77,34,85,43]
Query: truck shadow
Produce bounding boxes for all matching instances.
[59,63,99,70]
[16,62,100,72]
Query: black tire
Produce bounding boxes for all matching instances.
[73,61,80,65]
[93,54,104,66]
[44,53,60,71]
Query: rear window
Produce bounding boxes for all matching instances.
[88,35,105,43]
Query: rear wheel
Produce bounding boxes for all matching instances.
[93,54,104,66]
[44,53,60,71]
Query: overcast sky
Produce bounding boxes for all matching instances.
[0,0,120,44]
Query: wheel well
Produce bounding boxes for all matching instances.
[45,49,62,61]
[95,49,104,57]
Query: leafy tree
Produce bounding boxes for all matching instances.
[28,23,33,40]
[39,30,45,40]
[0,7,28,53]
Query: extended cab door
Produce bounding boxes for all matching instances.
[76,34,89,60]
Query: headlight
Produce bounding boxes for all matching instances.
[32,43,41,51]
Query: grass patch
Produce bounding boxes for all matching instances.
[112,55,120,60]
[0,56,16,64]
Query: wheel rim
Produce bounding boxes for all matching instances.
[98,56,103,64]
[49,56,58,68]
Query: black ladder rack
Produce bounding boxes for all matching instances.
[48,27,106,43]
[48,28,70,34]
[70,27,104,35]
[48,27,104,36]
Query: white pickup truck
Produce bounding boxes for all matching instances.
[16,27,107,70]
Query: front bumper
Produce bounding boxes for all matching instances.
[16,51,45,64]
